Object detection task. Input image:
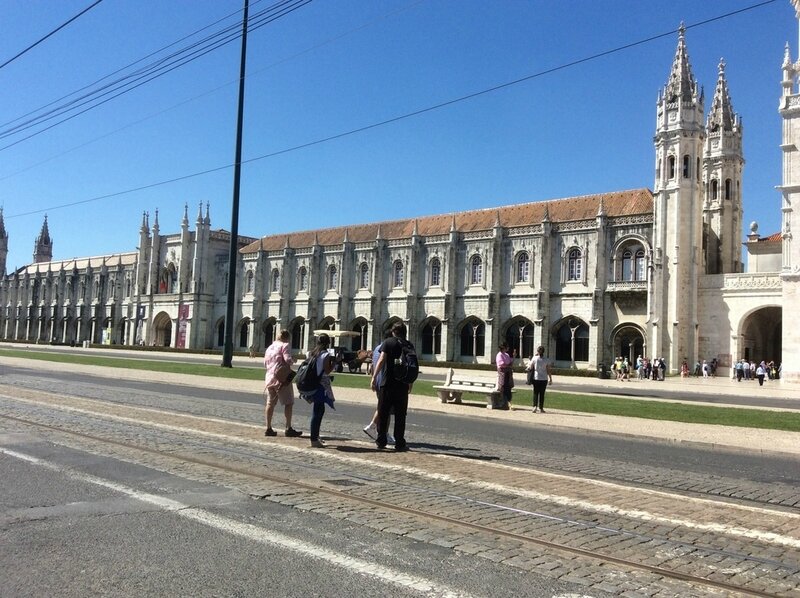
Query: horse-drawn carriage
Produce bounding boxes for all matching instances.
[312,330,371,373]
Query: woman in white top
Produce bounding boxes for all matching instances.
[525,345,553,413]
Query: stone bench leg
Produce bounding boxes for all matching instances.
[449,392,462,404]
[437,390,449,403]
[487,392,505,410]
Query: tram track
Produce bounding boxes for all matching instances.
[1,388,798,597]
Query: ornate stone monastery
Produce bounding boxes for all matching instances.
[1,19,797,379]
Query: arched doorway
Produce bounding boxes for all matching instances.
[152,311,172,347]
[612,325,645,364]
[739,307,781,364]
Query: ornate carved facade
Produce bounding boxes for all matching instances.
[0,22,793,377]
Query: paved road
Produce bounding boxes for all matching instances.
[2,358,799,597]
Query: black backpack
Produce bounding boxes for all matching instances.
[392,340,419,384]
[295,354,321,393]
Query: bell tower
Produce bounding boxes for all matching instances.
[33,215,53,264]
[650,25,705,372]
[703,60,744,274]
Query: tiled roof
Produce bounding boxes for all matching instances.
[15,252,138,275]
[241,188,653,253]
[762,232,781,242]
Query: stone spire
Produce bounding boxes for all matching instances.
[707,59,737,132]
[663,24,700,104]
[182,203,189,228]
[33,214,53,263]
[196,202,203,226]
[204,202,210,226]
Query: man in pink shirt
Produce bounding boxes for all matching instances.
[263,329,302,437]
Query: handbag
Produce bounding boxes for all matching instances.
[526,368,535,385]
[275,362,295,384]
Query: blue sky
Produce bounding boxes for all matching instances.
[0,0,794,270]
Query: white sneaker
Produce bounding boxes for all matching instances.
[363,423,377,440]
[387,434,395,445]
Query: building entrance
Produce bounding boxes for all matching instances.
[739,306,781,365]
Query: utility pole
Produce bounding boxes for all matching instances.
[222,0,250,368]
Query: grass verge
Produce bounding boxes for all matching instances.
[2,348,799,432]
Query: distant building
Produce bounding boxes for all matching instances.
[0,21,792,378]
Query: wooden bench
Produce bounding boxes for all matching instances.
[432,368,510,409]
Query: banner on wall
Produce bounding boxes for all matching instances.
[177,304,190,349]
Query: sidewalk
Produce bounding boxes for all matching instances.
[1,354,798,457]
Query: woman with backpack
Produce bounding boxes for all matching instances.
[302,333,336,448]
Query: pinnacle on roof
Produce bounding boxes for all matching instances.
[0,207,6,240]
[707,59,737,132]
[140,211,148,232]
[182,203,189,227]
[196,202,203,225]
[38,215,51,245]
[663,23,699,104]
[204,202,210,226]
[153,208,159,230]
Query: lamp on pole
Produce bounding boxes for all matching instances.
[222,0,250,368]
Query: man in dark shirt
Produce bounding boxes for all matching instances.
[370,321,412,452]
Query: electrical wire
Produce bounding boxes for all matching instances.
[0,0,104,71]
[5,0,779,219]
[0,0,305,141]
[0,0,313,152]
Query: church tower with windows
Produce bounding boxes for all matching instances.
[650,25,705,371]
[703,60,744,274]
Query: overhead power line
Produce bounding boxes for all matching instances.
[5,0,779,219]
[0,0,311,147]
[0,0,104,71]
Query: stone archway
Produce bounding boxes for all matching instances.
[612,325,645,364]
[152,311,173,347]
[739,306,781,364]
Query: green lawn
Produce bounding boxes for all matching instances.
[2,348,799,432]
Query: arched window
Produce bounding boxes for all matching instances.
[328,265,338,291]
[298,267,308,292]
[724,178,732,200]
[263,319,276,346]
[421,319,442,355]
[505,319,535,359]
[711,179,719,200]
[619,245,646,281]
[555,319,589,362]
[460,320,485,357]
[696,157,701,181]
[271,268,280,293]
[359,263,369,289]
[682,155,690,178]
[668,155,676,179]
[470,255,482,285]
[217,320,225,347]
[291,319,304,351]
[393,260,404,288]
[125,278,132,298]
[245,271,254,294]
[429,258,441,287]
[239,321,249,348]
[567,248,582,281]
[621,250,634,281]
[516,252,530,283]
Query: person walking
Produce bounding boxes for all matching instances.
[495,342,514,410]
[755,363,766,386]
[371,322,413,452]
[525,345,553,413]
[302,334,335,448]
[263,329,302,438]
